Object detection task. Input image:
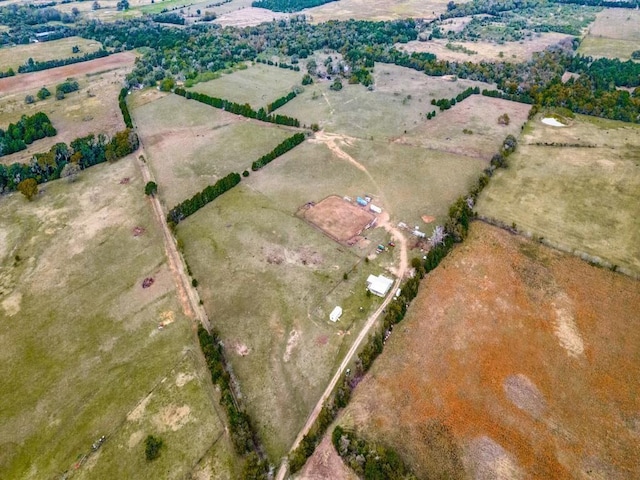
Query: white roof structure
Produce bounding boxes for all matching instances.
[366,274,394,297]
[329,306,343,322]
[369,204,382,214]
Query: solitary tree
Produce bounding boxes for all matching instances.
[144,435,163,461]
[61,162,81,183]
[37,87,51,100]
[17,178,38,200]
[144,181,158,196]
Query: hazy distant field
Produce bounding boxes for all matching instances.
[0,158,232,479]
[306,0,451,23]
[0,36,102,72]
[578,8,640,60]
[189,62,304,108]
[131,91,294,208]
[477,114,640,276]
[278,62,492,140]
[331,222,640,479]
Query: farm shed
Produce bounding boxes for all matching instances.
[330,306,343,322]
[366,274,394,297]
[369,204,382,214]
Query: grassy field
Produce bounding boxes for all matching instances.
[328,221,640,479]
[579,8,640,60]
[0,157,233,479]
[399,95,532,159]
[0,36,103,72]
[477,113,640,277]
[0,53,135,166]
[188,62,304,108]
[131,91,296,208]
[399,32,573,63]
[176,182,388,458]
[277,62,492,140]
[305,0,451,23]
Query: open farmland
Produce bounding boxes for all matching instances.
[131,91,295,208]
[305,0,450,23]
[330,221,640,479]
[214,6,289,27]
[0,57,134,166]
[398,32,573,63]
[277,62,492,140]
[0,36,103,72]
[189,62,303,108]
[477,114,640,277]
[175,183,388,458]
[0,157,232,479]
[578,8,640,60]
[399,95,532,159]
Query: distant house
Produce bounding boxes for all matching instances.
[330,306,343,322]
[366,274,394,297]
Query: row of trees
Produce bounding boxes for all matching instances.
[152,12,185,25]
[0,129,139,193]
[166,172,241,225]
[431,86,480,111]
[174,88,301,127]
[197,326,267,474]
[0,68,15,78]
[118,88,133,128]
[17,49,109,73]
[251,0,338,12]
[266,90,297,113]
[251,133,305,170]
[0,112,57,157]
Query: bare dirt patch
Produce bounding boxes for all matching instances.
[283,329,299,363]
[297,433,358,480]
[1,291,22,317]
[175,372,195,387]
[154,404,191,432]
[127,393,153,422]
[299,195,375,244]
[214,7,288,27]
[421,215,436,224]
[333,222,640,479]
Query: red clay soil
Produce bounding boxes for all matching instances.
[337,222,640,479]
[0,51,137,95]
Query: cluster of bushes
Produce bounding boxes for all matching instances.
[0,128,139,193]
[0,68,15,78]
[152,12,185,25]
[167,172,241,224]
[251,133,305,170]
[0,112,57,157]
[426,110,437,119]
[255,57,301,71]
[266,91,296,113]
[332,426,415,480]
[251,0,338,12]
[55,79,79,99]
[431,86,480,111]
[174,88,301,127]
[17,49,109,74]
[118,88,133,128]
[197,326,268,477]
[481,88,534,104]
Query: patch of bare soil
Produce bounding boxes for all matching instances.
[127,393,152,422]
[153,404,191,432]
[297,433,358,480]
[336,222,640,479]
[214,7,288,27]
[283,329,299,363]
[299,195,375,244]
[235,342,250,357]
[421,215,436,224]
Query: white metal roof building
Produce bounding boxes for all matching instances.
[330,306,343,322]
[366,274,394,297]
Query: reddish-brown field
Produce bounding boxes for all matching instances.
[0,51,136,96]
[300,195,375,243]
[331,222,640,479]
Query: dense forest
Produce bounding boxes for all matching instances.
[0,112,57,157]
[251,0,338,12]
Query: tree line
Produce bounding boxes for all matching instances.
[17,49,109,74]
[0,128,139,193]
[166,172,241,225]
[0,68,15,78]
[431,85,480,111]
[152,12,185,25]
[197,326,268,477]
[174,88,301,127]
[118,88,134,128]
[251,0,338,12]
[266,91,297,113]
[251,133,305,170]
[0,112,57,157]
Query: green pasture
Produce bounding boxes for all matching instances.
[0,36,103,72]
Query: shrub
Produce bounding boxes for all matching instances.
[144,435,163,461]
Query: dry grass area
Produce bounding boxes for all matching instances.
[0,36,103,72]
[214,7,288,27]
[331,221,640,479]
[300,195,375,244]
[0,53,135,166]
[578,8,640,60]
[399,32,573,63]
[477,113,640,277]
[399,95,532,159]
[305,0,451,23]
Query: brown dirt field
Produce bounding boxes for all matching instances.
[214,7,288,27]
[0,51,136,96]
[300,195,375,243]
[297,434,358,480]
[334,222,640,479]
[398,32,573,63]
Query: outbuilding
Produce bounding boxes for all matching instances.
[330,306,343,322]
[366,274,394,297]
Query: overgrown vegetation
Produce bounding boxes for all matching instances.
[118,88,134,129]
[0,112,57,157]
[144,435,164,461]
[251,0,338,12]
[17,49,109,74]
[251,133,305,171]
